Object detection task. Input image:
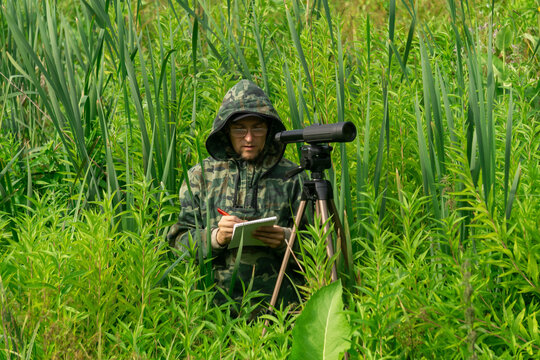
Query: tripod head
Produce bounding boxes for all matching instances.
[285,143,333,180]
[275,121,357,180]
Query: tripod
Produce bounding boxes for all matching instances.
[265,144,351,323]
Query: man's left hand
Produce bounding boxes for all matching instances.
[252,225,285,249]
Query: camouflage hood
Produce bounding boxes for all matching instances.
[206,80,286,164]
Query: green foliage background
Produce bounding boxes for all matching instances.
[0,0,539,358]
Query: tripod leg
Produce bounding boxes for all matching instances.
[263,199,307,335]
[318,200,338,282]
[318,200,350,360]
[328,199,352,272]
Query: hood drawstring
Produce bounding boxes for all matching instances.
[232,162,241,208]
[231,159,276,212]
[251,166,274,211]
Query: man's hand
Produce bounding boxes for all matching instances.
[216,215,245,246]
[252,225,285,249]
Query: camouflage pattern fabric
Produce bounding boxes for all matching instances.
[168,79,304,305]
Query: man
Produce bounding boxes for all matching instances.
[167,79,304,306]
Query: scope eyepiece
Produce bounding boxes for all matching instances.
[274,121,356,144]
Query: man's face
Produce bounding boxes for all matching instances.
[228,116,268,161]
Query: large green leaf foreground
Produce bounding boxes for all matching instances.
[291,280,351,360]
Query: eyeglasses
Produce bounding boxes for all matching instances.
[229,126,268,138]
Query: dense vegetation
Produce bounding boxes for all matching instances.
[1,0,538,358]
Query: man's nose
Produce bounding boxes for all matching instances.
[244,129,254,141]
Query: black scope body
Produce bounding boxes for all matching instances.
[274,121,357,144]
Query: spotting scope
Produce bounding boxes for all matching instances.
[274,121,356,144]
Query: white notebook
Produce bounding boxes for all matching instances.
[228,216,278,249]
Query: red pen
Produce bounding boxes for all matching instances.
[217,208,230,216]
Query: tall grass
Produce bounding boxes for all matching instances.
[1,0,539,358]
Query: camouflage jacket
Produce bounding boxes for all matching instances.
[168,80,304,303]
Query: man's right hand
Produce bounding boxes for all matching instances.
[216,215,245,246]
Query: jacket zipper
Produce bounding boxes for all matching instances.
[231,158,279,211]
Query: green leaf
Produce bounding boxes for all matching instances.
[504,90,514,210]
[527,254,538,284]
[285,4,315,99]
[506,162,521,220]
[251,3,269,96]
[290,280,351,360]
[321,0,335,48]
[496,25,514,51]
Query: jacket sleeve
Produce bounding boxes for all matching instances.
[167,165,226,258]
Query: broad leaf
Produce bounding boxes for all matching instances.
[290,280,351,360]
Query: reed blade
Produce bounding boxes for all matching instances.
[251,2,270,96]
[97,94,123,226]
[506,163,521,220]
[486,18,496,205]
[388,41,409,83]
[419,33,444,177]
[373,81,387,199]
[400,0,415,69]
[414,95,440,219]
[281,55,303,158]
[356,91,370,222]
[504,90,514,211]
[285,4,315,99]
[387,0,396,69]
[436,66,457,145]
[321,0,335,48]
